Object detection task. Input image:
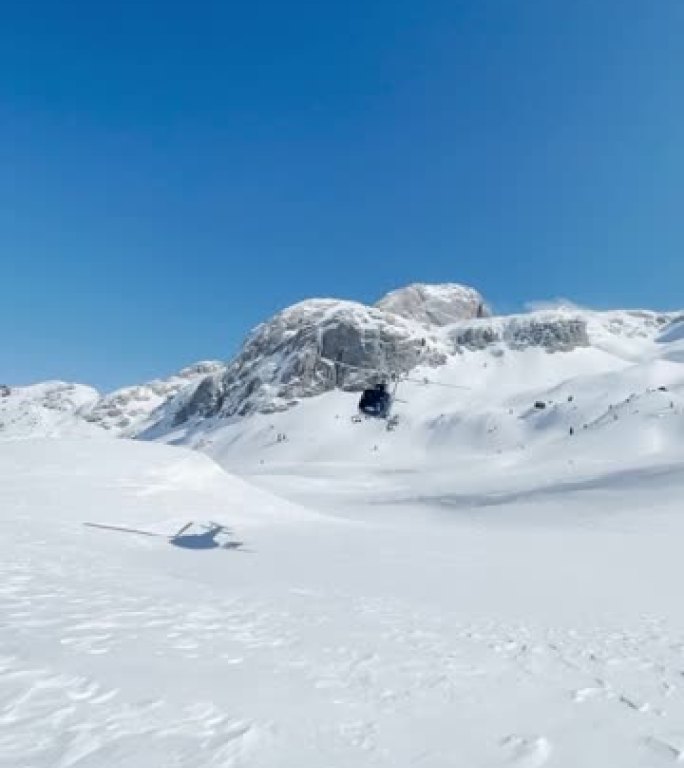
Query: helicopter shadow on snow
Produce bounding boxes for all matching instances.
[83,521,251,552]
[170,532,245,551]
[169,522,250,552]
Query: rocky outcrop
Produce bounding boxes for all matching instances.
[657,317,684,344]
[172,299,449,425]
[169,284,490,426]
[83,361,225,433]
[449,314,590,352]
[376,283,489,326]
[157,298,673,432]
[171,371,227,426]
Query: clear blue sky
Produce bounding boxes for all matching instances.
[3,0,683,390]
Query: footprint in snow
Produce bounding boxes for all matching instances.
[500,735,552,767]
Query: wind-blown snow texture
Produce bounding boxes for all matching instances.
[3,283,684,767]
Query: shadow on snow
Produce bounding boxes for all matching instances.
[84,521,247,552]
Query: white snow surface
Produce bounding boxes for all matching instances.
[4,391,684,765]
[5,295,684,766]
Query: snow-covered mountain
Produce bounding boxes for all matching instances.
[0,381,102,439]
[149,306,682,475]
[161,283,490,427]
[83,361,226,434]
[5,282,684,768]
[1,282,489,440]
[2,283,682,477]
[0,362,225,440]
[138,289,676,441]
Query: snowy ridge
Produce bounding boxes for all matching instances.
[0,381,102,439]
[0,362,225,441]
[84,360,226,435]
[2,285,681,465]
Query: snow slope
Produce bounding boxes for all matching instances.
[154,308,684,478]
[5,432,684,766]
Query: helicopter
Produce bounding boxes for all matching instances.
[316,351,469,429]
[358,379,393,419]
[316,355,400,422]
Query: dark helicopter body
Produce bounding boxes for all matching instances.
[316,349,469,426]
[358,381,393,419]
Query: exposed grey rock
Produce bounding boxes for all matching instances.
[178,299,448,424]
[156,302,672,433]
[172,372,226,426]
[506,317,589,352]
[84,361,225,433]
[376,283,489,326]
[174,284,488,426]
[604,311,671,339]
[449,315,590,352]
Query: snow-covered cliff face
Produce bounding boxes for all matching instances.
[168,305,673,430]
[157,284,486,428]
[449,313,590,352]
[113,285,672,438]
[169,299,449,425]
[83,361,226,434]
[161,285,485,427]
[159,308,683,473]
